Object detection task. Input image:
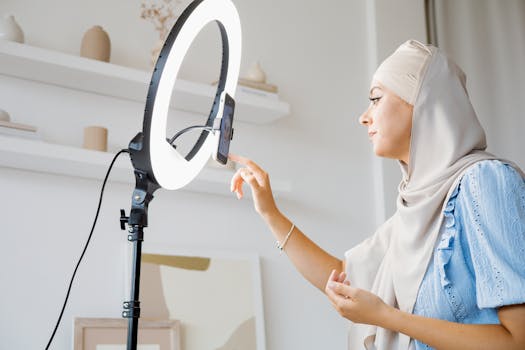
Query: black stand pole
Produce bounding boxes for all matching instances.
[123,224,143,350]
[120,133,160,350]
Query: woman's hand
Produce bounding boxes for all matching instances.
[229,154,278,218]
[325,269,392,326]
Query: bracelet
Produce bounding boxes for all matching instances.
[275,223,295,253]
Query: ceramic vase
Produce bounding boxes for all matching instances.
[0,14,25,43]
[245,61,266,83]
[80,25,111,62]
[83,126,108,152]
[0,108,10,122]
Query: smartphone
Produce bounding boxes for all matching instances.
[214,93,235,164]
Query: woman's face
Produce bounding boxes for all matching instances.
[358,82,413,164]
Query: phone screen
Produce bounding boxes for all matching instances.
[216,93,235,164]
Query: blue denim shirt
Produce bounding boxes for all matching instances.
[412,160,525,350]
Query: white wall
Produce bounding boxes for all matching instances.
[0,1,377,349]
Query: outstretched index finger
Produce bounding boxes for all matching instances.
[228,154,264,174]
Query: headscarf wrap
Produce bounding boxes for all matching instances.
[345,40,524,349]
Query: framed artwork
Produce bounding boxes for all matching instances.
[74,318,180,350]
[124,243,267,350]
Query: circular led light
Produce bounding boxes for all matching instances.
[139,0,241,190]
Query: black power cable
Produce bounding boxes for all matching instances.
[167,125,213,146]
[44,148,130,350]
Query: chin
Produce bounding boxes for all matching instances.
[373,139,405,159]
[373,145,388,158]
[373,146,395,160]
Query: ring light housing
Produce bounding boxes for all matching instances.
[129,0,241,190]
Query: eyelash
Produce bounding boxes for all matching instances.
[369,97,381,105]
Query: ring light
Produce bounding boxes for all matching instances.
[130,0,241,190]
[121,1,242,349]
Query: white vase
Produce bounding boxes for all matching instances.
[0,108,10,122]
[0,14,25,43]
[244,61,266,83]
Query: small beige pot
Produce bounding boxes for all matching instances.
[83,126,108,152]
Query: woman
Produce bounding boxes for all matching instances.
[228,40,525,349]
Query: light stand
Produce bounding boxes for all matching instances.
[119,160,159,350]
[118,0,241,349]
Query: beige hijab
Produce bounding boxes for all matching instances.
[345,40,523,349]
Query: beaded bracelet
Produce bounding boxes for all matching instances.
[275,223,295,253]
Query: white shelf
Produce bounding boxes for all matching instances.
[0,41,290,124]
[0,135,291,197]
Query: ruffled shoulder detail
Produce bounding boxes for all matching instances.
[436,184,460,288]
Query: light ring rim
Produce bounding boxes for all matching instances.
[141,0,241,190]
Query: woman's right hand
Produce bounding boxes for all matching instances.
[228,154,278,219]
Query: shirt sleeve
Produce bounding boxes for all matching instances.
[456,160,525,309]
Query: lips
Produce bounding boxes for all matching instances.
[368,131,377,139]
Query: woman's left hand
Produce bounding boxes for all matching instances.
[325,269,392,326]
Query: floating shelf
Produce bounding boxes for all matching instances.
[0,135,291,197]
[0,41,290,124]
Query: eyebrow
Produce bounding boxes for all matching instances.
[369,86,382,96]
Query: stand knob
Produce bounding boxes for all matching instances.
[119,209,129,230]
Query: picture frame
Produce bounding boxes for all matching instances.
[74,318,181,350]
[124,243,267,350]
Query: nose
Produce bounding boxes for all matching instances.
[358,108,371,126]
